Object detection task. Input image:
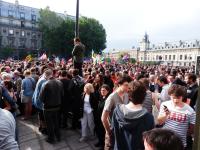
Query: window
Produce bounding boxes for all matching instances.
[165,55,167,60]
[169,55,171,60]
[27,32,30,36]
[21,21,25,27]
[31,40,37,49]
[21,30,25,37]
[20,6,24,11]
[20,12,25,19]
[19,38,25,48]
[185,55,187,60]
[31,14,36,21]
[173,55,175,60]
[180,55,182,60]
[156,55,158,60]
[9,29,14,35]
[8,10,13,17]
[32,23,36,28]
[3,29,6,33]
[32,32,36,38]
[8,38,14,47]
[9,20,13,25]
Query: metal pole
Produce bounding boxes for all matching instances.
[75,0,79,38]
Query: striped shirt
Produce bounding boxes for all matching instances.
[159,101,196,147]
[143,90,153,113]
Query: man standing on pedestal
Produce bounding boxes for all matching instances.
[72,37,85,76]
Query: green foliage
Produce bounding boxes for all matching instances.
[0,47,14,59]
[141,61,159,65]
[105,57,111,63]
[39,7,63,30]
[79,17,106,56]
[38,8,107,58]
[130,58,136,64]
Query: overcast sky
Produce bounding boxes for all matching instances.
[4,0,200,50]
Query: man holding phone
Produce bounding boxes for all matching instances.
[157,84,196,149]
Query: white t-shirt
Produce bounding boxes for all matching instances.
[0,109,19,150]
[84,94,92,114]
[159,101,196,147]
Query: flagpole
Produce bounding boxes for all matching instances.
[75,0,79,38]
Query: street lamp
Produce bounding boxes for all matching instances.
[75,0,79,38]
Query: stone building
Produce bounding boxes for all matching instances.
[0,0,74,58]
[104,33,200,66]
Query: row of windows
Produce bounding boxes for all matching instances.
[4,29,40,38]
[6,38,38,49]
[6,9,36,21]
[154,44,197,50]
[8,19,36,28]
[143,54,193,61]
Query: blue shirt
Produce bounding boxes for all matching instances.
[21,77,35,97]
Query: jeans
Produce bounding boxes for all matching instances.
[81,112,95,137]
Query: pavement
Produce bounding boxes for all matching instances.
[17,116,99,150]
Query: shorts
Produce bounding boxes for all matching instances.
[21,95,32,103]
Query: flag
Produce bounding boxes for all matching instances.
[55,57,60,64]
[25,54,32,62]
[67,58,72,63]
[92,50,97,64]
[61,58,66,65]
[40,53,47,60]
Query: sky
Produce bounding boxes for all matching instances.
[3,0,200,50]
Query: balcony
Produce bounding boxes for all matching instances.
[0,22,40,31]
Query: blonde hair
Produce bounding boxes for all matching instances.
[23,70,31,76]
[84,83,94,93]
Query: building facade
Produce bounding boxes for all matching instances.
[105,33,200,66]
[0,0,74,58]
[0,0,42,58]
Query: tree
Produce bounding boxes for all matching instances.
[39,9,107,58]
[0,47,14,59]
[79,17,106,57]
[39,7,69,56]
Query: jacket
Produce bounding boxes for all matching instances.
[72,43,85,63]
[80,93,98,118]
[112,104,154,150]
[32,76,46,110]
[39,78,63,110]
[187,83,198,109]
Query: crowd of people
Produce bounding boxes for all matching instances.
[0,38,198,150]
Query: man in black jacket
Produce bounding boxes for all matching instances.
[58,70,72,128]
[72,37,85,76]
[185,73,198,109]
[70,69,85,129]
[185,73,198,149]
[39,69,64,144]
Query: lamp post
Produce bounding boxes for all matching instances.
[75,0,79,38]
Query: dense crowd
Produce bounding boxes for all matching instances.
[0,58,198,150]
[0,37,198,150]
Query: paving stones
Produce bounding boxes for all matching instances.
[17,116,98,150]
